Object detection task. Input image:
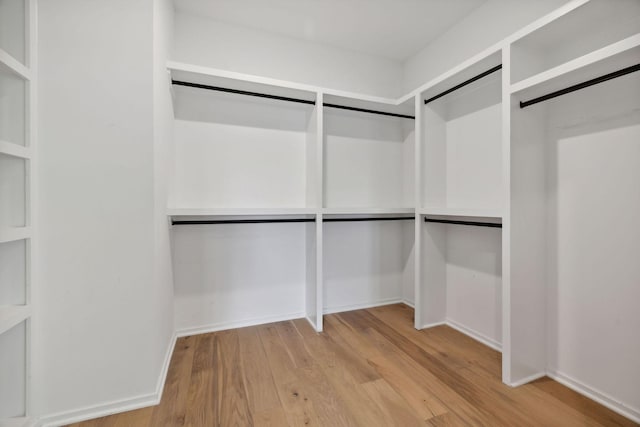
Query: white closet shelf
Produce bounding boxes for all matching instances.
[167,60,400,106]
[0,141,31,159]
[420,207,502,220]
[168,208,317,217]
[0,227,31,244]
[0,305,31,335]
[0,49,30,80]
[511,34,640,96]
[322,207,415,215]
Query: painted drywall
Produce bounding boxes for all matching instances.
[545,76,640,417]
[323,221,413,313]
[172,223,308,333]
[35,0,174,420]
[172,12,404,98]
[403,0,569,93]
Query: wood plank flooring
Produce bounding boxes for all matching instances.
[68,304,637,427]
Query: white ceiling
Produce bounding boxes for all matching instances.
[174,0,487,61]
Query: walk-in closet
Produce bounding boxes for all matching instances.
[1,0,639,425]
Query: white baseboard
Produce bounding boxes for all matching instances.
[38,332,177,427]
[323,298,403,315]
[547,370,640,424]
[445,318,502,352]
[401,299,415,308]
[420,320,447,329]
[175,311,305,338]
[507,371,547,387]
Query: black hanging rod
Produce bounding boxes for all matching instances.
[324,103,415,120]
[519,63,640,109]
[424,64,502,105]
[171,80,316,106]
[172,218,315,225]
[324,217,414,223]
[424,218,502,228]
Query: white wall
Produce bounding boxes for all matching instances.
[545,76,640,417]
[324,221,413,313]
[172,223,308,333]
[173,12,404,98]
[35,0,174,421]
[403,0,569,93]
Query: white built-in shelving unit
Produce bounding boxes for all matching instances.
[164,1,640,419]
[0,0,35,424]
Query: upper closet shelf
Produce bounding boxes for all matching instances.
[420,207,502,221]
[168,61,401,106]
[168,208,317,217]
[0,227,31,244]
[511,34,640,97]
[0,305,31,335]
[0,49,30,80]
[0,141,30,159]
[322,207,414,216]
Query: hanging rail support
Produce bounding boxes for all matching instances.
[323,103,415,120]
[424,218,502,228]
[424,64,502,105]
[520,63,640,108]
[171,80,316,106]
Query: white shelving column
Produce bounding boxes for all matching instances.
[0,0,36,424]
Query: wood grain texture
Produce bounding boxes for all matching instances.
[67,304,638,427]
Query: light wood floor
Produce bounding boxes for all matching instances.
[69,304,637,427]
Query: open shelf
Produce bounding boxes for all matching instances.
[0,66,27,147]
[511,0,640,85]
[420,207,501,220]
[0,49,29,80]
[421,51,503,213]
[0,0,26,67]
[323,95,415,209]
[0,238,26,306]
[0,153,26,228]
[170,71,318,210]
[322,207,414,216]
[0,320,27,418]
[168,207,317,217]
[0,227,30,244]
[0,305,30,335]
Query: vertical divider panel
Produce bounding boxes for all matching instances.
[501,45,512,384]
[305,92,323,332]
[413,95,422,329]
[316,92,324,332]
[507,50,548,385]
[25,0,36,414]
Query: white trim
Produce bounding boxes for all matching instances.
[507,372,547,388]
[154,332,178,403]
[420,321,447,329]
[323,298,403,315]
[0,141,31,159]
[304,316,318,332]
[38,392,159,427]
[175,311,305,338]
[0,227,31,244]
[445,318,502,352]
[547,370,640,424]
[38,332,177,427]
[401,299,414,308]
[0,48,31,80]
